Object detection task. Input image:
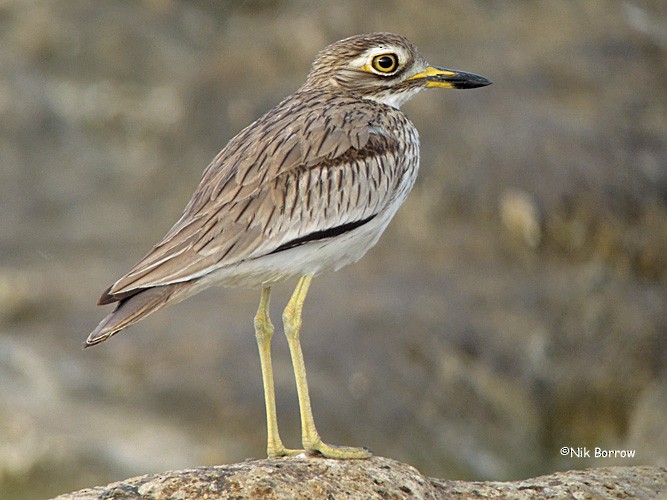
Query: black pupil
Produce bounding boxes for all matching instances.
[377,56,394,69]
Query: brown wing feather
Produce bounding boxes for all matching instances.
[103,91,406,302]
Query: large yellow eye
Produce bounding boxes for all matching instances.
[371,53,399,74]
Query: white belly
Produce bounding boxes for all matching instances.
[198,204,400,289]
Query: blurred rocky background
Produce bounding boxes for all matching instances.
[0,0,665,498]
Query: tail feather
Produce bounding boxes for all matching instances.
[85,282,191,348]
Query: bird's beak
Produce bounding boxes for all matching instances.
[408,66,492,89]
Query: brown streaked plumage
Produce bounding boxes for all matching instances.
[87,32,491,459]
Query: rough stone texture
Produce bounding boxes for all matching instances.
[53,457,666,500]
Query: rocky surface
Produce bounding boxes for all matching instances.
[0,1,665,498]
[53,457,667,500]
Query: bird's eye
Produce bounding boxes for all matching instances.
[371,53,399,74]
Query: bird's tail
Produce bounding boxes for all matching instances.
[84,282,192,348]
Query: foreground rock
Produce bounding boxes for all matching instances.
[54,456,665,499]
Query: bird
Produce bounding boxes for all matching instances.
[86,32,491,459]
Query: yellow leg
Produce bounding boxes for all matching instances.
[254,287,300,457]
[282,275,371,459]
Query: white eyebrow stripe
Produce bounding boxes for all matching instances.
[348,46,411,70]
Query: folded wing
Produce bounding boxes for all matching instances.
[100,92,405,304]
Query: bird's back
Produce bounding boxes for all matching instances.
[102,90,420,300]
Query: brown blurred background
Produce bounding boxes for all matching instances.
[1,0,665,498]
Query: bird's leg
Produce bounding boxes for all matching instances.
[254,286,300,457]
[282,275,371,459]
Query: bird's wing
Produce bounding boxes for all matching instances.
[102,93,407,302]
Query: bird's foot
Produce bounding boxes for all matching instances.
[267,444,304,458]
[306,440,372,459]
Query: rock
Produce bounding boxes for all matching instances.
[499,188,542,249]
[53,456,666,499]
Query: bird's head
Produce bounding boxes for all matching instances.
[303,32,491,108]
